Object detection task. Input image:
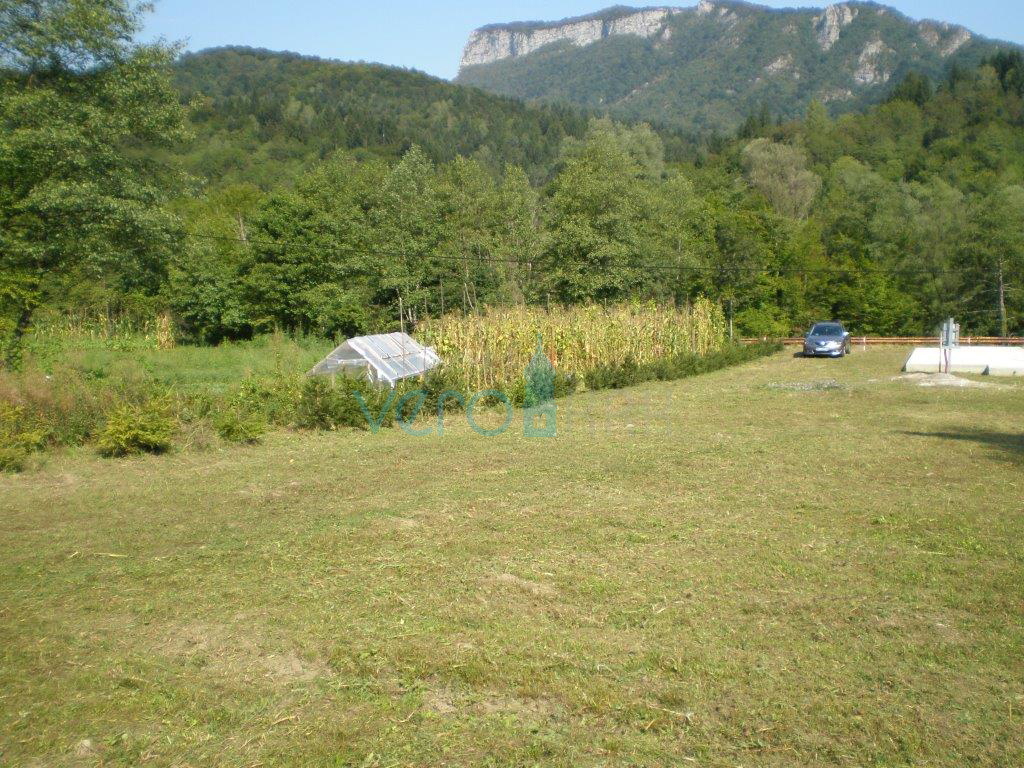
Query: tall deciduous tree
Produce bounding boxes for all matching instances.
[493,165,543,304]
[370,145,445,326]
[239,157,383,336]
[541,127,652,303]
[963,186,1024,336]
[436,156,499,314]
[0,0,187,363]
[741,138,822,220]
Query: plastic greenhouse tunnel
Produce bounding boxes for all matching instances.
[308,332,441,387]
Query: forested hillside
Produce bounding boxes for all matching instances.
[457,1,1013,135]
[170,47,592,187]
[167,54,1024,342]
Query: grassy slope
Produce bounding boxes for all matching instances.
[1,348,1022,766]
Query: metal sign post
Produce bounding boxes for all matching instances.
[939,317,959,374]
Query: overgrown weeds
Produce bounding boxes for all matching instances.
[0,404,46,471]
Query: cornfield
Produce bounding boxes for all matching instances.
[26,311,175,352]
[418,299,725,391]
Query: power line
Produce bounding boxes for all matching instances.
[949,307,1011,316]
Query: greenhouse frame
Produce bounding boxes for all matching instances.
[308,332,441,387]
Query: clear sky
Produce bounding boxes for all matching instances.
[143,1,1024,81]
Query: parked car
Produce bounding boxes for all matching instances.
[803,322,851,357]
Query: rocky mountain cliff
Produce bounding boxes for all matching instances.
[460,7,682,68]
[456,1,1013,133]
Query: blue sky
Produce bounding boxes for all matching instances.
[143,1,1024,80]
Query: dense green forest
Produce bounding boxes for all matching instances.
[457,1,1011,135]
[1,0,1023,367]
[169,57,1024,342]
[170,47,595,188]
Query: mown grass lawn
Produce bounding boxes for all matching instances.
[2,348,1022,767]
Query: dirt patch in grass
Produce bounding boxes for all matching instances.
[74,738,99,758]
[382,515,421,529]
[894,372,1000,388]
[262,651,329,681]
[475,692,561,719]
[159,621,229,657]
[157,622,329,683]
[490,572,557,598]
[424,688,459,715]
[422,686,561,721]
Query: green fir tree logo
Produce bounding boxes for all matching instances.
[524,334,556,436]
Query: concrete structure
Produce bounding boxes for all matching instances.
[903,346,1024,376]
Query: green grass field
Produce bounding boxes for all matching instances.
[21,331,324,393]
[2,348,1022,766]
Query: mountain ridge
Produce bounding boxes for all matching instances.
[456,1,1015,132]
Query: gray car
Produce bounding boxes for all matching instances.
[802,322,851,358]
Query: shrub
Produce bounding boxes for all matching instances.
[0,405,46,472]
[295,376,385,431]
[214,409,267,444]
[553,371,580,399]
[420,363,578,411]
[0,442,31,472]
[96,399,176,457]
[419,366,470,413]
[231,374,303,426]
[360,384,396,431]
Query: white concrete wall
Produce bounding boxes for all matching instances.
[903,346,1024,376]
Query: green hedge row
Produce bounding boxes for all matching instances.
[585,342,783,390]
